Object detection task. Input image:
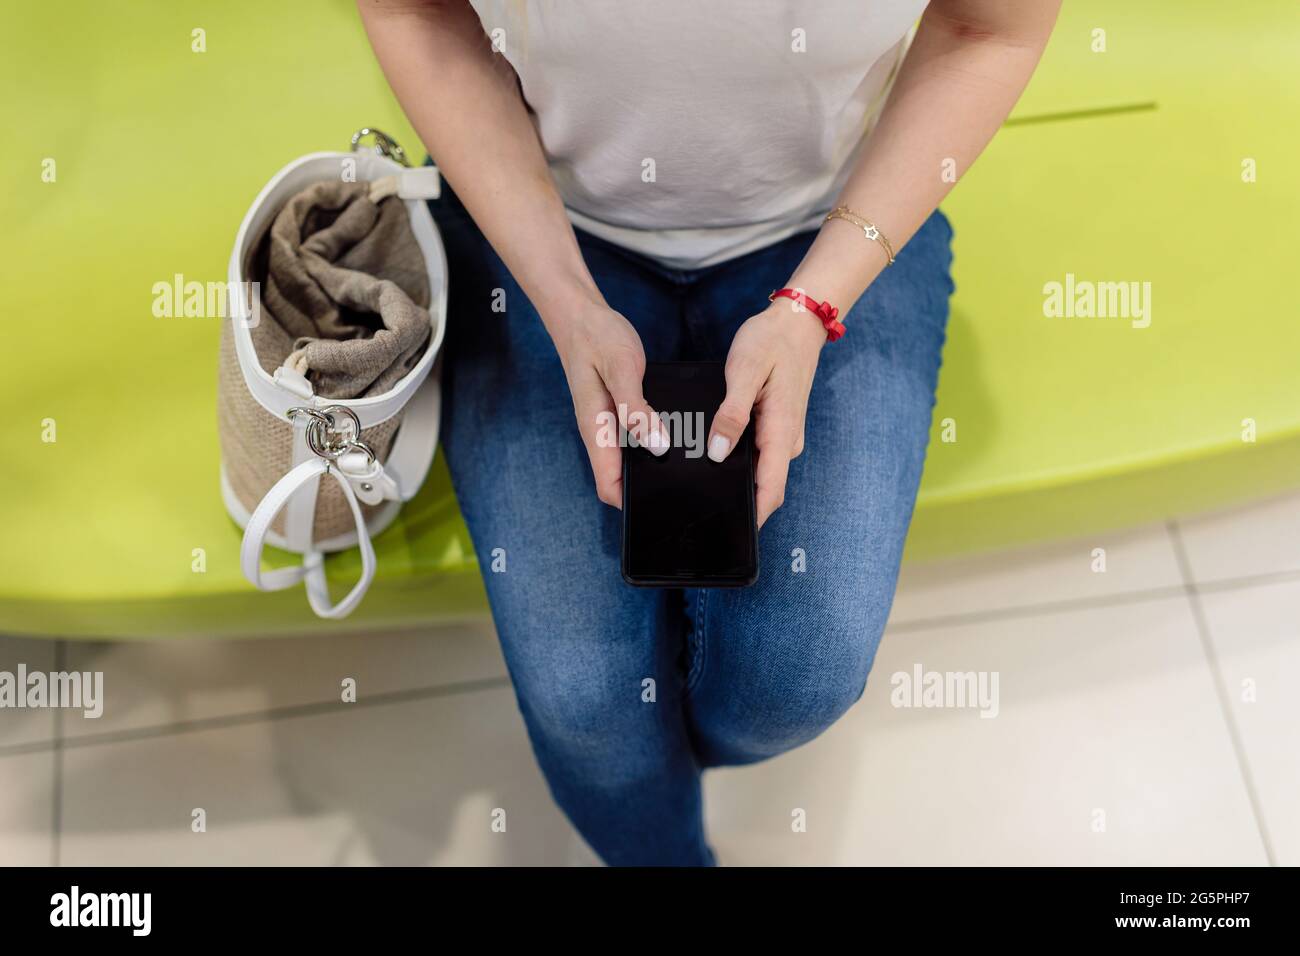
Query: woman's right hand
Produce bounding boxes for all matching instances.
[553,300,669,509]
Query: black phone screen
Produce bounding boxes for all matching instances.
[621,362,758,587]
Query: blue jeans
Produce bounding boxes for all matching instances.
[429,184,954,866]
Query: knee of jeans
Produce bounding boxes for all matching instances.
[696,596,886,765]
[506,648,664,779]
[515,669,619,752]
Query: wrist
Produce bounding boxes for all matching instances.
[542,287,629,367]
[785,224,883,316]
[767,288,847,347]
[782,271,868,318]
[533,274,607,333]
[763,299,832,356]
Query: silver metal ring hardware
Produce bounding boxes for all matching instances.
[287,405,377,466]
[349,128,410,167]
[286,407,331,429]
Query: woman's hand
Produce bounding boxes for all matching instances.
[708,302,828,527]
[553,299,669,509]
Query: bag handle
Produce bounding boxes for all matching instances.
[380,370,441,500]
[241,458,377,620]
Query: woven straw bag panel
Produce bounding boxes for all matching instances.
[218,323,402,542]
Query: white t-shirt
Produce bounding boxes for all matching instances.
[469,1,927,269]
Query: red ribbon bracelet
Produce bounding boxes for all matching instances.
[769,288,846,342]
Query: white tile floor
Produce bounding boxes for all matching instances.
[1,492,1296,866]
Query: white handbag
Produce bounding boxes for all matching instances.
[220,129,447,619]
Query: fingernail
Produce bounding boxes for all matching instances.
[648,427,670,456]
[708,434,731,462]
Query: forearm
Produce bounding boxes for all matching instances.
[787,0,1061,310]
[356,0,602,329]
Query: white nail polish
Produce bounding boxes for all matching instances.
[708,434,731,462]
[648,427,670,456]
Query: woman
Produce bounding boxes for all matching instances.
[358,0,1060,865]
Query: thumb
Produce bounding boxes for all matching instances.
[604,361,669,456]
[708,363,763,462]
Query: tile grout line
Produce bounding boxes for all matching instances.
[1195,567,1300,594]
[887,583,1189,633]
[1166,520,1276,867]
[887,565,1300,634]
[0,674,514,760]
[50,639,65,868]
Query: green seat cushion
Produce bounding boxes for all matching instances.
[915,0,1300,556]
[1,0,1295,637]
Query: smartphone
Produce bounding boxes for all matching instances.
[621,361,758,587]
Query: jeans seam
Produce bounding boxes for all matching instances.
[684,588,709,697]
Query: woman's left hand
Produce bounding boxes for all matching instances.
[707,301,828,527]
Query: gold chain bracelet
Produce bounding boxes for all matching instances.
[825,204,896,266]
